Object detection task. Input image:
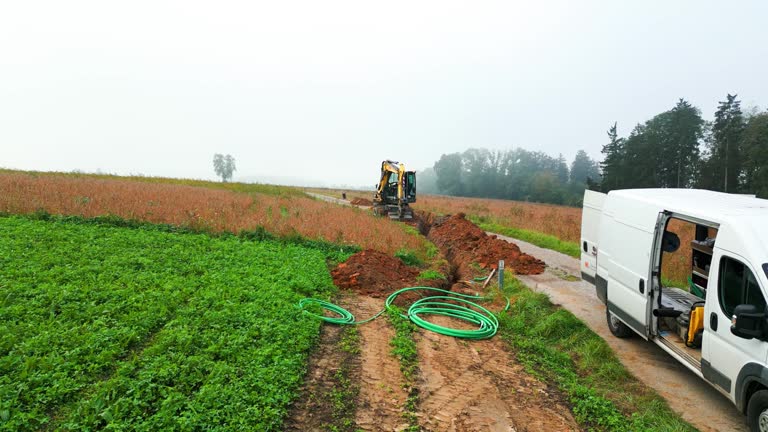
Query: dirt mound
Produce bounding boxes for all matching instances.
[427,213,545,276]
[350,197,373,206]
[331,249,420,297]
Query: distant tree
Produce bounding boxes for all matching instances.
[555,154,570,185]
[600,100,704,191]
[461,148,493,197]
[705,94,745,192]
[570,150,600,186]
[658,99,704,188]
[530,172,563,204]
[619,123,658,188]
[567,150,600,204]
[417,167,439,194]
[213,153,237,182]
[742,112,768,197]
[434,153,463,195]
[600,122,625,192]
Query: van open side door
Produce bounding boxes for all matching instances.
[581,190,606,292]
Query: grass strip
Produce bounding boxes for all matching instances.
[499,277,696,432]
[386,307,420,432]
[322,327,361,432]
[416,270,447,282]
[471,217,580,258]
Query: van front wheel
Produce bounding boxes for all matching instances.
[606,308,633,338]
[747,390,768,432]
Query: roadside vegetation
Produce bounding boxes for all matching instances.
[0,215,343,431]
[499,275,696,432]
[471,216,581,258]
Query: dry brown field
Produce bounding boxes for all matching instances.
[414,194,582,243]
[0,172,425,256]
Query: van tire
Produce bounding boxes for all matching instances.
[747,389,768,432]
[606,308,633,338]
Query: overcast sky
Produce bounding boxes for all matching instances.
[2,1,767,187]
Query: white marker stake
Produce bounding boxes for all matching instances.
[498,260,504,289]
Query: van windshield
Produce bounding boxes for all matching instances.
[764,263,768,280]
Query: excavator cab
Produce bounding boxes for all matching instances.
[373,160,416,220]
[404,171,416,203]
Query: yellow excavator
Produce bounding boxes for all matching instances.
[373,160,416,220]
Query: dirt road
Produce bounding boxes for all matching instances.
[491,233,747,432]
[306,192,352,206]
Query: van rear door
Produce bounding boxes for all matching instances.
[581,190,606,286]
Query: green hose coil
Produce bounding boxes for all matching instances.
[297,298,384,325]
[298,286,510,340]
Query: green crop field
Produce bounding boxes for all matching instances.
[0,215,339,431]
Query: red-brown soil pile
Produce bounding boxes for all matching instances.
[331,249,420,297]
[427,213,545,275]
[350,197,373,206]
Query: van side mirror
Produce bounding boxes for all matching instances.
[731,304,767,340]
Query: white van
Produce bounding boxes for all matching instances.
[581,189,768,431]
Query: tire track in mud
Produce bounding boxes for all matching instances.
[285,322,348,431]
[286,294,406,432]
[415,317,579,432]
[349,296,410,431]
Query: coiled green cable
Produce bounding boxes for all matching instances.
[298,298,384,325]
[298,286,509,340]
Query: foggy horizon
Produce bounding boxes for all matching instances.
[2,1,767,187]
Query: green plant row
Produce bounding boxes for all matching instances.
[386,307,420,431]
[499,277,695,432]
[0,215,337,431]
[21,211,359,264]
[470,217,581,258]
[324,327,361,432]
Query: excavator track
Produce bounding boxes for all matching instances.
[374,203,413,220]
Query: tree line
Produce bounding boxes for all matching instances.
[422,94,768,205]
[419,148,600,206]
[602,94,768,197]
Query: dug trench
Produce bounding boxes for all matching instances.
[413,213,577,431]
[288,212,580,431]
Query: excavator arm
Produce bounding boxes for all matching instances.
[376,160,404,202]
